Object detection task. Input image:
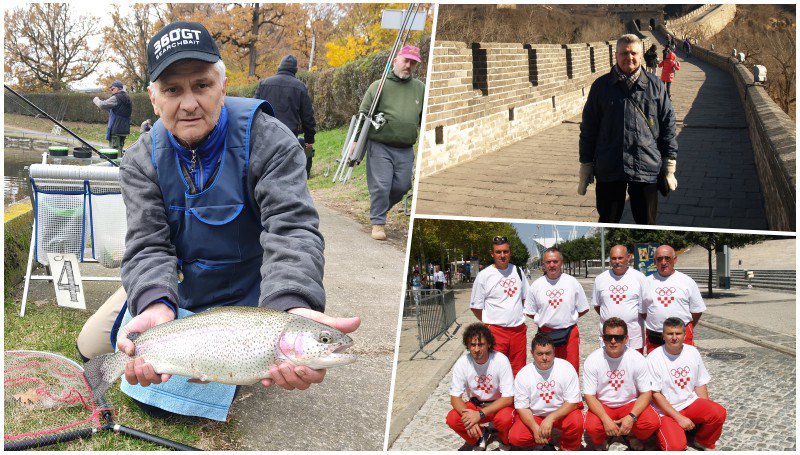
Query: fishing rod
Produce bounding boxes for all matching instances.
[332,3,422,183]
[4,84,119,167]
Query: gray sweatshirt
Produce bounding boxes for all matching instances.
[119,111,325,316]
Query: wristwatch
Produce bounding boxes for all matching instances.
[628,412,638,422]
[478,409,486,419]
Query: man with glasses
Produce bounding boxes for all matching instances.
[447,323,515,451]
[525,247,589,373]
[470,236,529,375]
[642,245,706,353]
[578,34,678,224]
[592,245,650,353]
[508,333,583,450]
[583,317,660,450]
[647,317,727,450]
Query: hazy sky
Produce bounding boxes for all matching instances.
[513,222,593,256]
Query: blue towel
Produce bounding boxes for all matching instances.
[117,308,236,421]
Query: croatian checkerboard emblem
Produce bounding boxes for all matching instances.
[607,369,626,391]
[656,287,676,307]
[671,366,691,389]
[536,380,556,403]
[499,278,518,297]
[475,374,494,394]
[546,289,565,309]
[608,285,628,304]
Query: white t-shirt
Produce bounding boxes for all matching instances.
[524,273,589,329]
[470,265,528,327]
[449,351,515,402]
[514,358,581,416]
[592,268,650,349]
[646,344,710,415]
[583,346,654,408]
[643,270,707,332]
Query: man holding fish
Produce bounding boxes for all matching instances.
[77,21,359,418]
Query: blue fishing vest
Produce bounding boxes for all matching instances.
[150,96,274,312]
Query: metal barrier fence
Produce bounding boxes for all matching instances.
[405,289,462,360]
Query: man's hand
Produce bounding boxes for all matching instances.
[663,158,678,191]
[466,422,483,440]
[261,307,360,391]
[118,302,176,387]
[602,415,620,437]
[461,408,482,429]
[616,415,635,435]
[675,414,695,431]
[304,142,314,150]
[578,162,594,195]
[536,416,554,445]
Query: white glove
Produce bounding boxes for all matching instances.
[92,96,100,106]
[577,163,594,196]
[663,158,678,191]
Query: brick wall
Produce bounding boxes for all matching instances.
[421,39,622,177]
[660,6,796,231]
[667,4,736,40]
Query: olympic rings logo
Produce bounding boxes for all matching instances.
[475,374,494,384]
[499,278,516,288]
[536,380,556,391]
[656,287,676,296]
[609,285,628,293]
[606,369,626,379]
[546,289,565,298]
[670,367,690,378]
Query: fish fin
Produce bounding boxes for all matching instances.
[83,351,129,399]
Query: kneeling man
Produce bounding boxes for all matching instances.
[446,323,514,449]
[583,317,660,450]
[509,333,583,450]
[647,317,727,450]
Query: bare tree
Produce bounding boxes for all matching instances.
[4,4,104,91]
[102,4,163,92]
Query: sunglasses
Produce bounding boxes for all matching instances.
[492,236,509,244]
[655,256,674,262]
[603,334,627,343]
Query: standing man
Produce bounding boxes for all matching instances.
[359,45,425,241]
[446,323,515,451]
[583,318,660,450]
[592,244,649,353]
[470,236,529,375]
[648,318,727,450]
[508,333,584,450]
[524,247,589,373]
[642,245,706,353]
[254,54,317,178]
[433,265,446,291]
[76,21,359,418]
[93,80,132,151]
[578,34,678,225]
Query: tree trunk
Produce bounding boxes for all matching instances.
[707,247,713,296]
[248,4,260,77]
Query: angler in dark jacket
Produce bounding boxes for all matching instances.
[254,55,317,177]
[578,34,678,225]
[93,80,132,150]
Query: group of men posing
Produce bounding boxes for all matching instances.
[447,237,726,451]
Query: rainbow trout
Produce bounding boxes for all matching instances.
[84,307,356,398]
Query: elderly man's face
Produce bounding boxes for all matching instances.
[148,59,226,147]
[655,245,677,277]
[616,42,642,75]
[393,55,419,79]
[609,245,630,276]
[543,251,563,280]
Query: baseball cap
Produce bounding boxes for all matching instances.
[147,21,220,82]
[110,80,124,89]
[397,45,421,62]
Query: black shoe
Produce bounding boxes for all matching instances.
[542,442,557,451]
[458,443,476,451]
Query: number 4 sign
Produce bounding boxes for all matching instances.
[46,253,86,310]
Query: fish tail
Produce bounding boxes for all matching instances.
[83,351,129,399]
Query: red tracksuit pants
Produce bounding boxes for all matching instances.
[539,325,580,375]
[507,408,584,450]
[445,402,514,445]
[647,322,694,354]
[584,402,660,445]
[656,398,727,450]
[486,324,527,376]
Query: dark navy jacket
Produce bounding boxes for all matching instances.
[108,90,132,138]
[254,57,316,144]
[579,67,678,183]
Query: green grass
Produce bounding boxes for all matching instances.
[4,113,142,147]
[3,298,238,450]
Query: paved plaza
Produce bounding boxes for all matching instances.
[415,31,767,230]
[389,275,796,451]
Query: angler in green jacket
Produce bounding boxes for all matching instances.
[359,45,426,241]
